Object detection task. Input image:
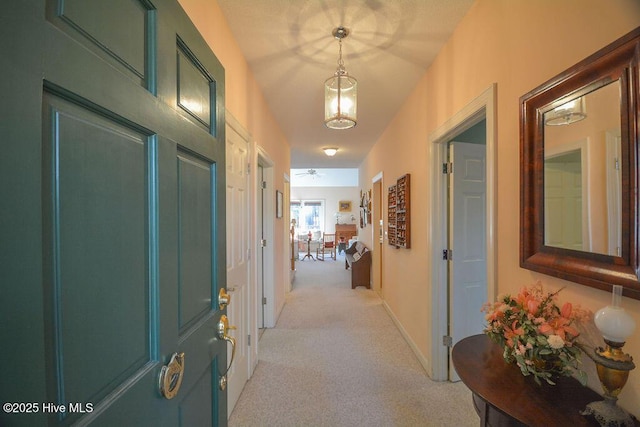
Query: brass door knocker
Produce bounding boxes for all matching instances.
[159,352,185,399]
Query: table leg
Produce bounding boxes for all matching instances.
[301,239,315,260]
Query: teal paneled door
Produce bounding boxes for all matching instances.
[1,0,227,426]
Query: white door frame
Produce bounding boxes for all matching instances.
[428,84,497,380]
[372,171,384,296]
[284,173,294,292]
[225,112,252,413]
[255,145,276,328]
[605,129,622,256]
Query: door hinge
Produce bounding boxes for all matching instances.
[248,334,251,346]
[443,335,453,347]
[262,297,267,305]
[261,181,267,189]
[614,158,620,171]
[442,162,453,174]
[442,249,452,260]
[260,239,267,248]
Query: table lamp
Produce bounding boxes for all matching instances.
[583,285,636,427]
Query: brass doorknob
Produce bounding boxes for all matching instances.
[217,315,236,389]
[218,288,231,310]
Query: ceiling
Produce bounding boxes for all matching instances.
[216,0,475,168]
[290,168,359,187]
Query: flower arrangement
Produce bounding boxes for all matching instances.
[482,282,591,385]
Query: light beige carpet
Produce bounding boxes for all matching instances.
[229,255,478,427]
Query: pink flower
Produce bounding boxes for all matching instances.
[482,282,588,385]
[533,316,546,325]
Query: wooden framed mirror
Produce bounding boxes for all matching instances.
[520,27,640,300]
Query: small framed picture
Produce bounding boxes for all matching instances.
[338,200,352,212]
[276,190,283,218]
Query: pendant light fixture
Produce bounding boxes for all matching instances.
[324,27,357,129]
[545,97,586,126]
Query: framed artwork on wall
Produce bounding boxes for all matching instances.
[338,200,352,212]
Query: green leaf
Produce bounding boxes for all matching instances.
[576,371,588,386]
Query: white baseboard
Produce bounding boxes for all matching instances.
[382,300,433,378]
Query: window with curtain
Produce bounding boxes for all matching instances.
[290,200,324,235]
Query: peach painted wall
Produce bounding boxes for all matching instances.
[177,0,291,319]
[360,0,640,416]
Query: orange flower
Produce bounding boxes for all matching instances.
[538,313,579,341]
[561,302,573,318]
[504,320,525,348]
[527,299,540,315]
[482,283,589,386]
[515,284,543,316]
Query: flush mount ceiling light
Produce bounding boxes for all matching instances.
[323,147,338,156]
[324,26,357,130]
[545,97,586,126]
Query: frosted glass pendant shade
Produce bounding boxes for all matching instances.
[594,285,637,343]
[324,74,357,129]
[545,97,586,126]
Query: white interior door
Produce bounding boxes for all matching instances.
[545,152,583,251]
[226,121,251,414]
[449,141,487,381]
[257,164,266,329]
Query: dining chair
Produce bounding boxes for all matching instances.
[316,233,336,261]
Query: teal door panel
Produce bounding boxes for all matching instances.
[179,364,215,426]
[45,0,155,91]
[0,4,50,425]
[171,149,225,426]
[1,0,226,425]
[41,93,152,423]
[177,153,214,332]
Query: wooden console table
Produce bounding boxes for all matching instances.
[451,334,637,427]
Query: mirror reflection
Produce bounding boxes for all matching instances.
[543,82,621,256]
